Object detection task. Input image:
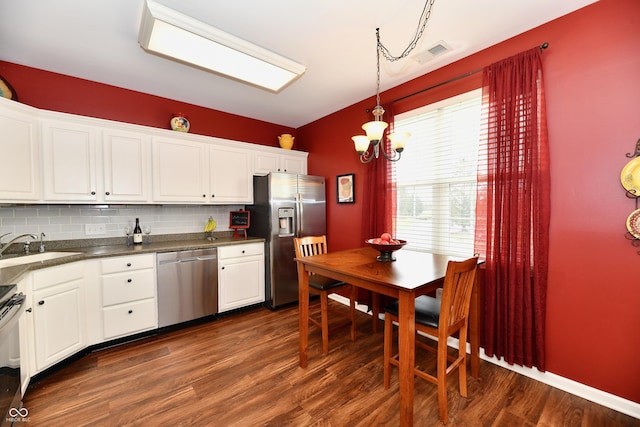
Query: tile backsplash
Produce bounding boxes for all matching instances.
[0,204,244,242]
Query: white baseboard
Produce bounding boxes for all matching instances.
[329,294,640,419]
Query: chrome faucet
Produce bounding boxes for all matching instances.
[0,233,39,257]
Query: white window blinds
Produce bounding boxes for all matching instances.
[393,89,482,256]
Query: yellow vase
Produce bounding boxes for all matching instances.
[278,134,295,149]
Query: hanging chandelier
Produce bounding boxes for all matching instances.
[352,0,436,163]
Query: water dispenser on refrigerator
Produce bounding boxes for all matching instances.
[278,208,294,237]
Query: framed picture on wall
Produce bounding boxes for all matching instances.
[337,173,355,204]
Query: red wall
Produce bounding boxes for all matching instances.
[298,0,640,404]
[1,0,638,405]
[0,62,295,146]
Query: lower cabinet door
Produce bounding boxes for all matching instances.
[103,298,157,340]
[218,256,265,312]
[32,284,84,372]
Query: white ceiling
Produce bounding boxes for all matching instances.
[0,0,597,128]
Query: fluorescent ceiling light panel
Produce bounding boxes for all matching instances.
[138,0,306,92]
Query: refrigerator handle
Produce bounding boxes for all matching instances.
[295,193,302,237]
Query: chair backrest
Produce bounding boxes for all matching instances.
[293,235,329,259]
[439,257,479,334]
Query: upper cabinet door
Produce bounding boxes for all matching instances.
[254,150,308,175]
[0,100,40,201]
[209,145,253,204]
[102,129,150,203]
[253,151,280,175]
[280,154,307,175]
[41,119,98,202]
[152,136,209,203]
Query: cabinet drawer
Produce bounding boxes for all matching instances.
[219,242,264,259]
[100,253,155,274]
[103,298,157,340]
[32,261,84,291]
[102,269,155,306]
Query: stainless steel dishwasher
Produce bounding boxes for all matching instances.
[156,248,218,328]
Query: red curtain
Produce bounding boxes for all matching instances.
[474,47,550,370]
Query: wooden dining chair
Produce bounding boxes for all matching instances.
[383,256,478,424]
[294,235,357,354]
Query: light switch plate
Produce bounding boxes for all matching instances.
[85,224,106,236]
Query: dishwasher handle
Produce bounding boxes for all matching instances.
[157,255,217,265]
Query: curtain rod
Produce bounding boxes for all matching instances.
[392,42,549,104]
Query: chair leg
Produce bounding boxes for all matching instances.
[320,292,329,355]
[458,327,468,397]
[383,313,393,389]
[371,292,380,333]
[437,339,449,424]
[349,285,357,341]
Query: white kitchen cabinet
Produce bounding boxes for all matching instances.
[152,136,209,203]
[254,150,307,175]
[30,262,85,373]
[102,128,151,203]
[99,254,157,340]
[0,99,308,204]
[0,99,40,201]
[41,119,98,202]
[209,144,253,203]
[218,242,265,312]
[152,136,254,204]
[39,113,151,204]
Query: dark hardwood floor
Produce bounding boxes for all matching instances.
[22,301,638,426]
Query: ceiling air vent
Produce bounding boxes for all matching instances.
[413,40,451,64]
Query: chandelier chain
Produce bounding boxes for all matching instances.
[355,0,435,163]
[377,0,436,63]
[375,31,382,107]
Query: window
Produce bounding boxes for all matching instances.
[394,89,482,256]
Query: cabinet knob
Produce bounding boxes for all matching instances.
[105,191,110,196]
[127,263,132,267]
[221,266,225,270]
[26,307,32,312]
[128,309,133,314]
[38,300,45,305]
[242,250,245,254]
[91,191,96,195]
[127,278,132,283]
[211,194,215,198]
[202,194,206,198]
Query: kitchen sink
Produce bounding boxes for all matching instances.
[0,252,82,268]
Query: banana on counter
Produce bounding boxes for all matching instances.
[204,216,217,232]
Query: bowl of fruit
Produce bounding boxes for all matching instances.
[365,233,407,262]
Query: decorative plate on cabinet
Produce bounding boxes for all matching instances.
[620,156,640,195]
[0,74,17,100]
[626,209,640,239]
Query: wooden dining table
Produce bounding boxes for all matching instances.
[295,246,481,427]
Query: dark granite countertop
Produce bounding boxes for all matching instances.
[0,232,265,285]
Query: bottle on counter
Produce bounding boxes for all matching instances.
[133,218,143,245]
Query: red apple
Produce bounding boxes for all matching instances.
[380,232,392,242]
[372,238,382,244]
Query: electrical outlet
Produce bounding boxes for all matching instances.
[85,224,106,236]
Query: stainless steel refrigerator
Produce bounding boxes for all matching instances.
[247,173,326,309]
